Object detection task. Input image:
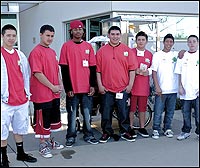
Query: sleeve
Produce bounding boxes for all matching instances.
[28,49,43,74]
[18,50,32,99]
[59,43,68,65]
[147,67,152,75]
[60,65,73,92]
[148,52,153,75]
[88,43,96,66]
[150,52,158,72]
[174,58,182,74]
[1,54,9,102]
[173,51,179,58]
[96,50,102,73]
[128,48,138,71]
[89,66,97,87]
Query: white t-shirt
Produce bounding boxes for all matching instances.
[174,50,199,100]
[151,50,179,94]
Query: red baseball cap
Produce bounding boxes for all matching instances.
[70,20,84,30]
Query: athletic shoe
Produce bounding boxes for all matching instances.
[46,138,64,150]
[65,138,75,147]
[177,132,191,140]
[17,153,37,162]
[138,128,149,138]
[164,129,174,138]
[129,128,137,138]
[39,142,53,158]
[99,134,110,143]
[152,130,159,139]
[87,137,99,144]
[121,132,135,142]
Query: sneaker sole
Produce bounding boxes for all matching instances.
[138,132,149,138]
[177,135,190,140]
[87,141,99,145]
[99,137,110,143]
[39,152,53,158]
[65,145,73,147]
[16,158,37,162]
[165,135,173,138]
[121,137,136,142]
[152,136,159,140]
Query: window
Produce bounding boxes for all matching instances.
[1,14,18,48]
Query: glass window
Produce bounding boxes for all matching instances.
[1,14,18,48]
[65,15,110,42]
[158,16,199,39]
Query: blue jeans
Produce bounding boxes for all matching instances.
[100,91,130,135]
[65,94,94,141]
[153,93,177,132]
[181,96,199,134]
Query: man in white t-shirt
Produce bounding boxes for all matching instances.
[150,33,179,139]
[174,35,199,140]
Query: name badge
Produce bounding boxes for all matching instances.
[124,52,128,56]
[137,51,144,56]
[85,49,90,54]
[83,60,89,67]
[116,93,123,99]
[145,58,150,63]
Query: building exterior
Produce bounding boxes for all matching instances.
[1,1,199,57]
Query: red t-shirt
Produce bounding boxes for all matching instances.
[1,47,27,105]
[96,43,138,93]
[131,48,153,96]
[59,40,96,93]
[28,44,60,103]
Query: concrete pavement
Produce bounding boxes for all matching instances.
[7,110,199,167]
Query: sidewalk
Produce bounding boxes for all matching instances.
[7,110,199,167]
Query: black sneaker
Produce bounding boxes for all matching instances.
[121,132,135,142]
[65,139,75,147]
[1,156,10,167]
[87,137,99,145]
[17,153,37,163]
[129,128,137,138]
[99,134,110,143]
[138,128,149,138]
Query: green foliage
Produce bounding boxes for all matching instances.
[175,33,187,40]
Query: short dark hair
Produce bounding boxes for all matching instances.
[136,31,148,41]
[187,35,199,42]
[163,33,174,42]
[108,26,121,34]
[1,24,17,35]
[40,24,55,34]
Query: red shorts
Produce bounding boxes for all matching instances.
[130,95,148,112]
[33,98,61,138]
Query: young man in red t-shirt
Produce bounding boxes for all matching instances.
[28,25,64,158]
[129,31,153,138]
[96,26,138,143]
[59,20,99,147]
[1,24,37,167]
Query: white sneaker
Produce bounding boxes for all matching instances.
[164,129,174,138]
[177,132,191,140]
[152,130,159,139]
[39,142,53,158]
[46,138,64,150]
